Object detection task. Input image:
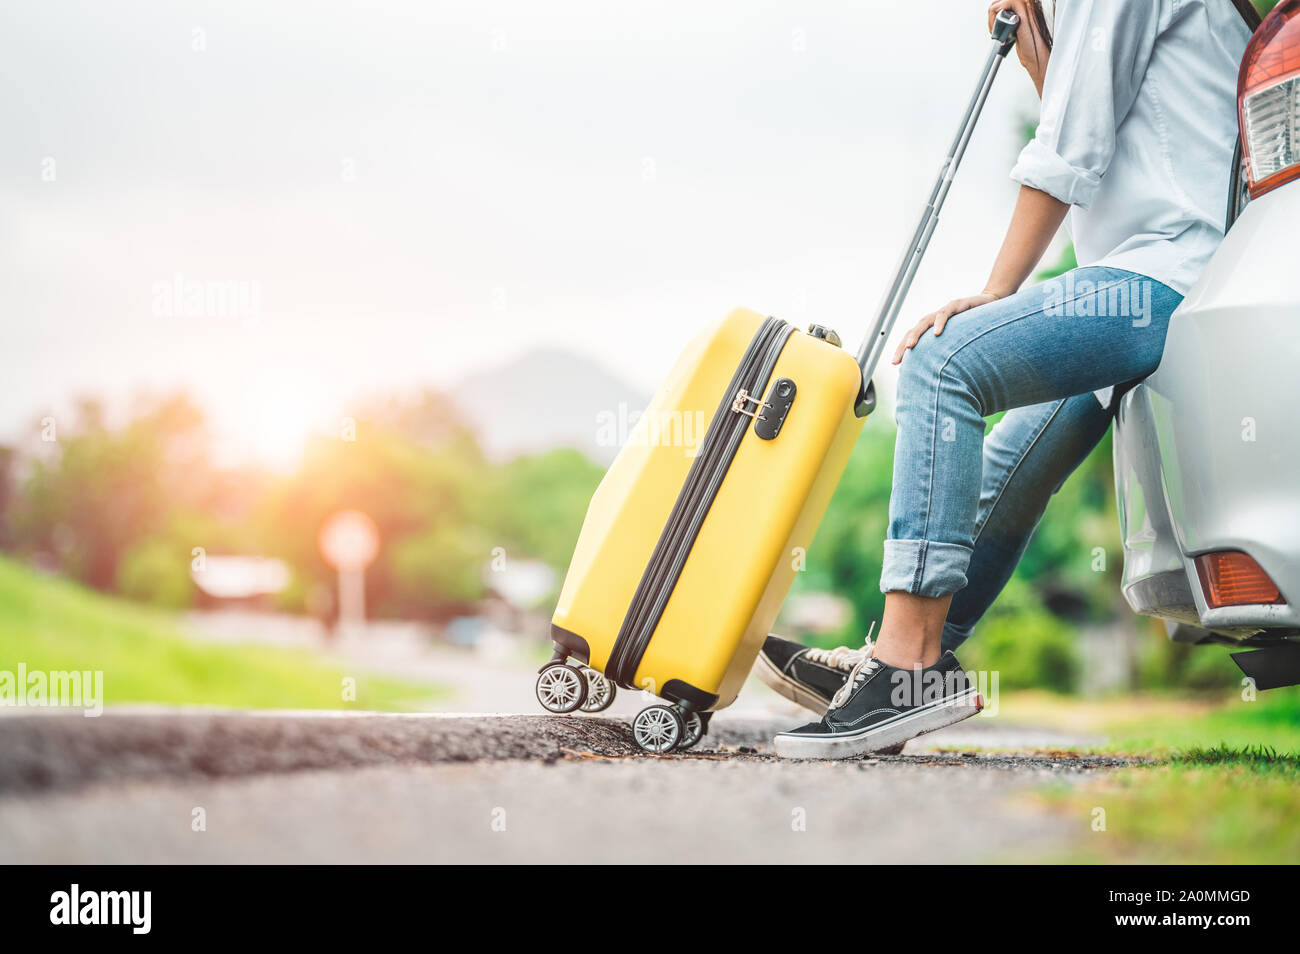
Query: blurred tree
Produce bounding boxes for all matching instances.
[3,384,610,621]
[10,395,207,590]
[795,421,895,645]
[956,577,1081,693]
[391,524,493,613]
[355,389,482,458]
[256,412,489,621]
[485,449,604,570]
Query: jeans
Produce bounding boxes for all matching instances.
[878,266,1184,651]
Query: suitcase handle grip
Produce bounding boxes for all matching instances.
[853,10,1019,409]
[992,8,1021,56]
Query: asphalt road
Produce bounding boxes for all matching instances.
[0,709,1128,863]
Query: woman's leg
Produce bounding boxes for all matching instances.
[758,395,1111,716]
[941,392,1119,653]
[874,266,1183,668]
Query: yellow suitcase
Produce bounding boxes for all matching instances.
[543,309,869,747]
[535,11,1022,752]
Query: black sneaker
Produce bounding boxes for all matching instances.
[773,650,983,759]
[754,634,865,716]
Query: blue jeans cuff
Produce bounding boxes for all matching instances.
[880,539,971,597]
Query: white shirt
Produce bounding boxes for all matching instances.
[1010,0,1252,296]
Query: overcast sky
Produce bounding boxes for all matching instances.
[1,0,1048,466]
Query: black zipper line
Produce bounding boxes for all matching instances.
[607,316,793,688]
[606,318,782,684]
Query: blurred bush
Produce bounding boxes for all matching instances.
[486,450,603,570]
[391,524,492,611]
[958,577,1081,693]
[116,538,196,610]
[1139,625,1244,692]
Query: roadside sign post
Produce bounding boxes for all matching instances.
[338,565,366,629]
[318,510,381,638]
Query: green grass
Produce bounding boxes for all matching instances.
[0,556,437,710]
[1171,743,1297,767]
[1040,753,1300,864]
[1103,688,1300,757]
[1029,690,1300,863]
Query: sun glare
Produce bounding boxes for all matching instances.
[209,372,335,473]
[250,402,315,472]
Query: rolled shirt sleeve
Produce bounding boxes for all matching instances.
[1010,0,1162,210]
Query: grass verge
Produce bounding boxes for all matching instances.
[1002,687,1300,863]
[0,556,438,711]
[1037,745,1300,863]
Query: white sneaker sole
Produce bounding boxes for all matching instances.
[754,652,831,717]
[772,687,984,760]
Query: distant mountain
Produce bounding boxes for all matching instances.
[453,348,651,464]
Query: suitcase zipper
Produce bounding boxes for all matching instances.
[607,316,794,689]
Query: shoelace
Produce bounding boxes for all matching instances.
[804,644,870,672]
[820,621,880,712]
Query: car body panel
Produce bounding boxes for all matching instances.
[1114,181,1300,641]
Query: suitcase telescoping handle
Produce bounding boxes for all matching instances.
[854,9,1020,393]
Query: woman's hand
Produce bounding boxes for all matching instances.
[891,292,1000,365]
[989,0,1051,96]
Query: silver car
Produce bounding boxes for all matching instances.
[1113,1,1300,689]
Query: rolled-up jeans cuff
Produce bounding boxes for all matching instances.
[880,539,971,597]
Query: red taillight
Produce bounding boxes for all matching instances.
[1239,0,1300,198]
[1195,551,1285,608]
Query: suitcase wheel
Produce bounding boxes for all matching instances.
[676,711,706,751]
[632,705,685,754]
[578,668,617,713]
[535,662,588,714]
